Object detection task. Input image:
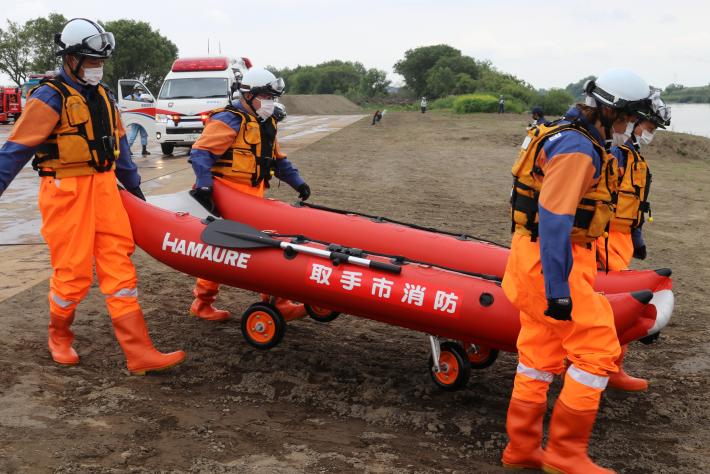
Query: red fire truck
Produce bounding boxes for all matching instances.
[0,87,22,124]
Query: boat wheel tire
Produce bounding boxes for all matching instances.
[305,304,340,323]
[465,344,499,370]
[241,303,286,350]
[429,341,471,391]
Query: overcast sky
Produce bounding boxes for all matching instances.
[1,0,708,90]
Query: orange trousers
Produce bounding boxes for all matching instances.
[502,234,621,411]
[39,172,140,319]
[195,177,264,292]
[596,230,633,271]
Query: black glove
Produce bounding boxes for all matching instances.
[633,245,647,260]
[297,182,311,201]
[544,297,572,321]
[189,186,221,217]
[127,186,146,201]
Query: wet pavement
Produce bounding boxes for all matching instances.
[0,114,364,300]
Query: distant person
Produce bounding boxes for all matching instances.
[420,96,428,113]
[498,95,505,114]
[371,109,383,125]
[124,84,150,157]
[530,106,547,126]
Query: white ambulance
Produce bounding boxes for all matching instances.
[153,56,251,155]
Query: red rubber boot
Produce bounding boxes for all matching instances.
[502,398,546,470]
[48,312,80,365]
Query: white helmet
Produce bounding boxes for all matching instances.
[584,69,650,112]
[238,67,285,97]
[55,18,115,58]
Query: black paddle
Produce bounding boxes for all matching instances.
[201,219,402,275]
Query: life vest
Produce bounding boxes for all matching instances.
[31,78,120,179]
[610,144,651,233]
[510,120,618,244]
[209,106,282,188]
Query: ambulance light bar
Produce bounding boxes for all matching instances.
[172,57,229,72]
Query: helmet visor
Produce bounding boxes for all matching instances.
[83,32,115,55]
[266,77,285,96]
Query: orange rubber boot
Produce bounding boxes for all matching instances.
[48,312,79,365]
[260,294,306,321]
[274,297,307,320]
[111,311,186,375]
[190,281,230,321]
[502,398,546,470]
[607,345,648,392]
[542,400,615,474]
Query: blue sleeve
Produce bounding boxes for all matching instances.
[538,205,574,299]
[274,158,305,190]
[610,146,626,170]
[114,135,141,189]
[0,142,36,195]
[190,148,221,188]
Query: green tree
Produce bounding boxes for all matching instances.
[394,44,461,97]
[25,13,67,74]
[425,66,457,98]
[534,88,575,116]
[101,19,178,94]
[565,75,595,100]
[453,73,477,95]
[0,19,32,86]
[358,68,390,97]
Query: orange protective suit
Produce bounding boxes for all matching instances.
[40,172,140,319]
[596,230,634,271]
[503,234,621,411]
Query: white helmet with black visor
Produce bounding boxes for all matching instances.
[55,18,115,59]
[55,18,115,86]
[238,67,285,121]
[584,68,651,148]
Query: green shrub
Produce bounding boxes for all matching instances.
[453,94,498,113]
[430,95,457,109]
[452,93,525,114]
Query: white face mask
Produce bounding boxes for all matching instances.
[637,129,655,146]
[612,122,634,146]
[256,99,275,121]
[82,65,104,86]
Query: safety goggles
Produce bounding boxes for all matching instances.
[650,94,671,128]
[246,77,286,97]
[83,32,115,53]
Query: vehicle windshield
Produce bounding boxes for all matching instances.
[158,78,228,100]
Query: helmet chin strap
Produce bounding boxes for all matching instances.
[598,105,616,151]
[68,55,89,86]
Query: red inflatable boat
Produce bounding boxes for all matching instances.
[122,191,672,390]
[213,179,673,294]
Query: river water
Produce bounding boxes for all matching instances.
[665,103,710,138]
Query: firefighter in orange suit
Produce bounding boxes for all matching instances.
[501,69,652,474]
[188,67,310,321]
[596,91,671,392]
[0,19,184,374]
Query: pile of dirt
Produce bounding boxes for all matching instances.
[1,112,708,472]
[279,94,362,115]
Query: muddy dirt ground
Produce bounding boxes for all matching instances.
[1,112,708,473]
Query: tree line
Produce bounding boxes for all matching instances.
[10,15,688,112]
